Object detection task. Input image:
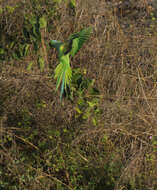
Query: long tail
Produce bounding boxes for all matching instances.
[60,72,65,101]
[54,54,71,101]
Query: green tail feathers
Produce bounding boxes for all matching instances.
[60,72,65,101]
[54,54,72,101]
[51,27,93,100]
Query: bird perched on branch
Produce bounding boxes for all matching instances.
[50,27,93,101]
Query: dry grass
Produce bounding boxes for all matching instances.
[1,0,157,189]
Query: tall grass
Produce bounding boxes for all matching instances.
[0,0,157,189]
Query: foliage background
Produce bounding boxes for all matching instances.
[0,0,157,189]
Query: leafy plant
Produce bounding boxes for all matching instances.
[69,68,101,125]
[0,0,57,61]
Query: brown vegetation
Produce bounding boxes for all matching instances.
[0,0,157,189]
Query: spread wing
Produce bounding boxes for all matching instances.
[69,27,93,57]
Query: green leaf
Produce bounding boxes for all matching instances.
[19,44,24,57]
[92,117,97,126]
[87,101,96,108]
[29,16,37,25]
[6,6,15,13]
[27,62,34,71]
[23,44,30,56]
[38,57,45,72]
[69,0,76,8]
[12,52,19,60]
[53,0,62,3]
[75,107,82,114]
[39,16,47,29]
[33,25,38,38]
[0,48,5,55]
[9,42,15,49]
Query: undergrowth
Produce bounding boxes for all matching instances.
[0,0,157,189]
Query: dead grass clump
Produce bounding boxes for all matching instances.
[1,0,157,189]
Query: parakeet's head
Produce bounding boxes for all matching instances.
[49,40,62,48]
[59,44,64,52]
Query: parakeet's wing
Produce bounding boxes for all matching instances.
[69,27,93,57]
[54,54,72,100]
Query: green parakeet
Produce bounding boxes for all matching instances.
[50,27,93,100]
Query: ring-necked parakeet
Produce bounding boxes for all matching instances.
[50,27,93,100]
